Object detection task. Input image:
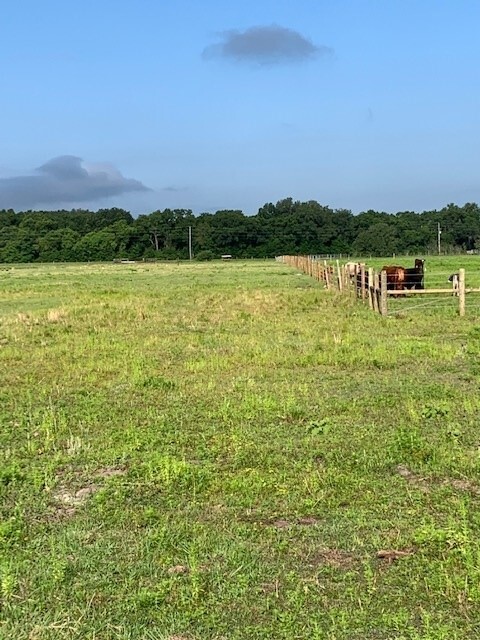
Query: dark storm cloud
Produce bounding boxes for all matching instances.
[202,25,332,65]
[0,156,150,209]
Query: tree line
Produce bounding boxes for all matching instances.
[1,199,479,263]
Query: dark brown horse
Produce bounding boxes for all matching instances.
[381,266,406,290]
[404,259,425,290]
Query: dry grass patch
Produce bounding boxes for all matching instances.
[46,308,68,323]
[16,312,35,325]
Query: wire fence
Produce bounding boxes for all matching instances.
[278,255,480,317]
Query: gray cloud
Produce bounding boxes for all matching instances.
[202,25,332,65]
[0,156,150,209]
[161,185,188,192]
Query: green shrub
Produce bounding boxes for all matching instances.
[195,250,215,261]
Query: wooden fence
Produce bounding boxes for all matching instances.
[277,255,473,316]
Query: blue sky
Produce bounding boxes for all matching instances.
[1,0,479,215]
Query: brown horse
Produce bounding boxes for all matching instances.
[381,265,406,290]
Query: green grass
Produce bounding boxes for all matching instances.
[1,259,480,639]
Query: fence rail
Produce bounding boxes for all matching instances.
[277,255,480,316]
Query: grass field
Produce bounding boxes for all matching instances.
[2,258,480,639]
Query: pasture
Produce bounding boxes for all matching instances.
[1,259,480,639]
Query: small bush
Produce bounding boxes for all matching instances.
[195,250,215,261]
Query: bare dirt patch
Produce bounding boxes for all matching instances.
[307,549,357,569]
[396,464,430,492]
[53,484,99,507]
[50,466,126,518]
[94,466,127,479]
[396,464,480,496]
[443,477,480,495]
[377,548,415,563]
[272,519,290,528]
[167,565,189,575]
[269,516,320,528]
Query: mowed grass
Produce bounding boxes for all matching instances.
[1,260,480,639]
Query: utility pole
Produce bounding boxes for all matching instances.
[437,222,442,255]
[188,226,193,260]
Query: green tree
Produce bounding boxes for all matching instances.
[37,228,81,262]
[0,226,39,262]
[74,229,119,261]
[352,222,399,256]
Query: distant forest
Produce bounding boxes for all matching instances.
[1,199,480,262]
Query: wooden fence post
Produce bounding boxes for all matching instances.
[380,270,388,316]
[368,267,373,309]
[459,268,465,316]
[324,261,330,290]
[336,260,342,292]
[354,263,360,298]
[373,271,380,314]
[360,264,366,301]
